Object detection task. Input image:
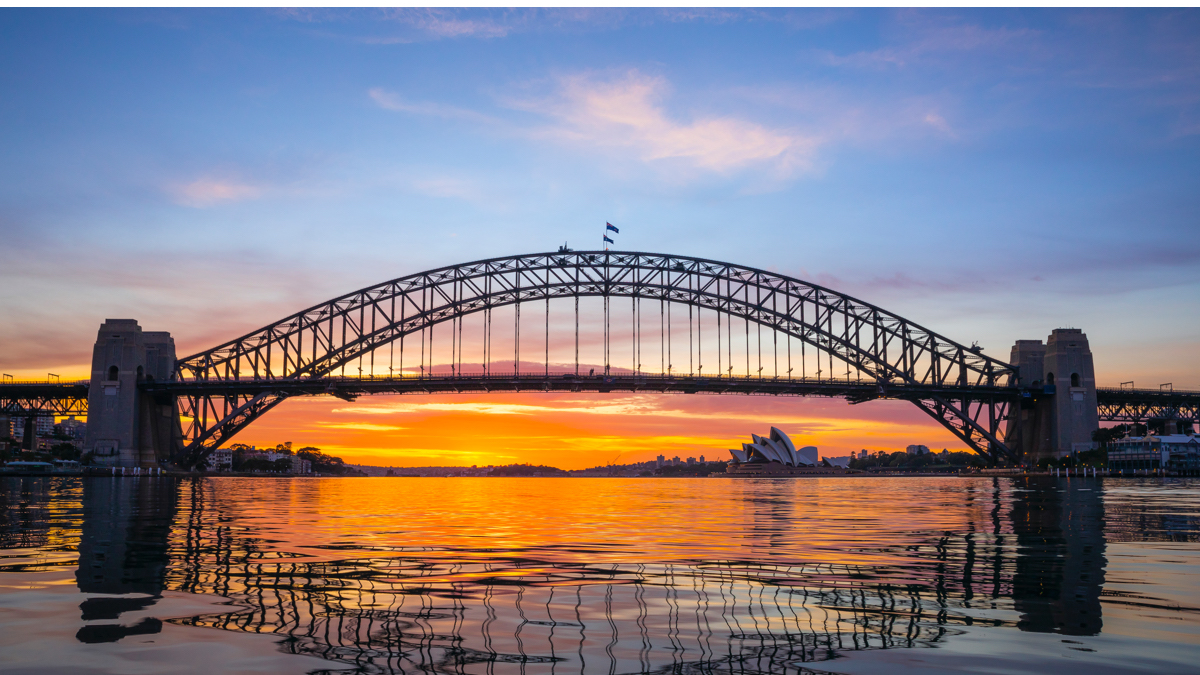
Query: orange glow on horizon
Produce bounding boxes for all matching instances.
[29,361,970,469]
[230,391,968,469]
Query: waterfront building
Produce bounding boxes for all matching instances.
[209,448,234,472]
[242,450,312,474]
[656,454,664,468]
[1108,435,1200,473]
[906,444,930,455]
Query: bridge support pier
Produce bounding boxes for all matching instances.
[1007,329,1099,463]
[83,320,180,468]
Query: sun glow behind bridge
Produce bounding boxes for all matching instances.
[232,389,971,469]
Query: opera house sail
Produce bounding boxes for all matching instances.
[726,427,839,476]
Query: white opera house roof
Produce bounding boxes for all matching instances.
[729,427,819,467]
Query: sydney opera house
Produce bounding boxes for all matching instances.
[727,427,839,476]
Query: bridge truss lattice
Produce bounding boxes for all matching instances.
[170,251,1020,467]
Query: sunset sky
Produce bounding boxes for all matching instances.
[2,9,1198,468]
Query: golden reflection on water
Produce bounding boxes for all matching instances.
[176,477,998,568]
[3,476,1200,675]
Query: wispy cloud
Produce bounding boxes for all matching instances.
[373,70,968,179]
[822,16,1037,69]
[923,112,956,137]
[329,396,886,429]
[170,178,263,208]
[385,8,516,39]
[316,422,408,431]
[287,8,840,45]
[333,400,652,417]
[511,70,819,174]
[368,88,498,125]
[371,70,820,177]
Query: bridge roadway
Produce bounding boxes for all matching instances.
[3,377,1198,423]
[1095,386,1200,424]
[144,372,1014,403]
[0,380,89,416]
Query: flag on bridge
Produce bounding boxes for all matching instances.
[603,235,615,244]
[606,223,619,234]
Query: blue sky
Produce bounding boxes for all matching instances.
[2,8,1199,388]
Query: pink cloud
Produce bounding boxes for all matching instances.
[170,178,263,208]
[513,70,819,174]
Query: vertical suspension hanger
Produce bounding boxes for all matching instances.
[773,290,778,379]
[697,274,703,378]
[389,291,396,379]
[578,289,583,374]
[545,286,550,379]
[667,294,672,376]
[369,292,376,379]
[419,287,426,378]
[756,281,762,380]
[727,276,732,379]
[450,279,457,378]
[659,271,665,377]
[633,288,643,372]
[399,289,406,378]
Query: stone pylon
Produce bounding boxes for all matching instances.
[1005,329,1099,462]
[83,320,180,468]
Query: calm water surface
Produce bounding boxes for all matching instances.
[1,476,1198,674]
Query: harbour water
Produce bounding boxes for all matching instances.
[1,476,1198,674]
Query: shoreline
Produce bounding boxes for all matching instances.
[0,470,1164,479]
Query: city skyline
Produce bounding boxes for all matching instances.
[2,8,1198,467]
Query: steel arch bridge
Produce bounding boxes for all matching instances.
[160,250,1020,468]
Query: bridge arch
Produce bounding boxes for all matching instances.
[172,251,1018,467]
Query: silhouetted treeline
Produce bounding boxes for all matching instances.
[228,442,359,475]
[849,450,984,470]
[487,464,567,476]
[653,461,729,477]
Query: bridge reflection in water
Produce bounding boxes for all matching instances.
[51,477,1115,675]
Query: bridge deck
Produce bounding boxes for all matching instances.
[4,379,1197,421]
[144,373,1017,402]
[1095,387,1200,423]
[0,381,89,416]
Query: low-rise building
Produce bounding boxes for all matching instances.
[209,448,234,471]
[906,445,930,455]
[1108,435,1200,473]
[57,416,87,440]
[242,451,311,473]
[10,416,54,441]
